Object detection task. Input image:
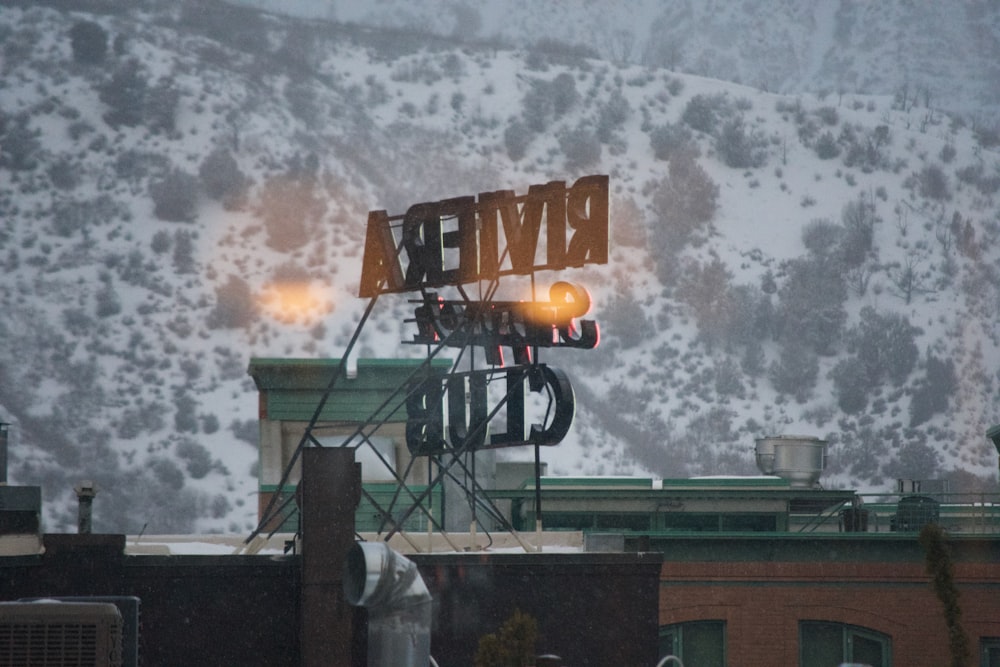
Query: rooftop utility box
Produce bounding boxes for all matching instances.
[20,597,140,667]
[0,601,123,667]
[0,485,41,555]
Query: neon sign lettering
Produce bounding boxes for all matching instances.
[359,175,609,297]
[410,282,598,366]
[405,365,575,455]
[359,175,609,455]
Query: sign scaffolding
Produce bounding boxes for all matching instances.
[249,175,610,550]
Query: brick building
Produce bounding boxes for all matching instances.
[245,358,1000,667]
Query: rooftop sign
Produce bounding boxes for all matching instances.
[358,175,609,455]
[359,175,609,297]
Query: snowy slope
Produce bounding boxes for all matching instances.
[1,2,999,534]
[234,0,1000,115]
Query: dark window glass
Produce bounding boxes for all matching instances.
[981,638,1000,667]
[720,514,778,531]
[660,620,725,667]
[684,621,726,666]
[852,631,885,666]
[800,621,890,667]
[801,621,842,667]
[659,628,677,657]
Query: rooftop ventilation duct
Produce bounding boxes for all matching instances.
[754,435,827,488]
[343,541,432,667]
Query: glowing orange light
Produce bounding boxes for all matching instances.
[520,281,593,326]
[257,281,334,325]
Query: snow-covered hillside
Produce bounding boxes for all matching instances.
[1,1,999,534]
[236,0,1000,116]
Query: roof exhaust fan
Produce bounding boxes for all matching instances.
[755,435,828,488]
[344,541,433,667]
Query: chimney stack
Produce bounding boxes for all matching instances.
[74,481,97,534]
[0,422,9,484]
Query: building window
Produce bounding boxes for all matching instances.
[982,637,1000,667]
[800,621,891,667]
[660,620,725,667]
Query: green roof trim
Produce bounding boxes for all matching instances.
[248,357,452,422]
[661,477,792,488]
[528,477,653,489]
[518,476,797,491]
[248,357,452,390]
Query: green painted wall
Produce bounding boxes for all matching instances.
[248,357,451,422]
[260,482,441,532]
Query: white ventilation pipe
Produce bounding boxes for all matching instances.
[656,656,685,667]
[343,541,433,667]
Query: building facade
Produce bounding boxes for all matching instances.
[245,357,1000,667]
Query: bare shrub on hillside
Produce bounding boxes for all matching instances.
[676,257,732,350]
[601,283,652,349]
[829,356,869,414]
[917,163,951,201]
[849,306,921,386]
[145,77,179,134]
[769,342,819,403]
[47,156,79,190]
[172,229,196,274]
[69,20,108,65]
[208,275,257,329]
[681,92,732,134]
[596,89,630,144]
[176,438,213,479]
[649,150,719,268]
[649,122,695,161]
[0,116,41,171]
[501,120,531,163]
[559,124,601,172]
[99,58,147,128]
[115,149,169,183]
[95,273,121,319]
[814,131,840,159]
[257,175,326,251]
[841,124,891,172]
[839,195,878,268]
[721,284,773,350]
[715,116,768,168]
[611,196,646,248]
[199,146,247,204]
[150,169,199,222]
[909,353,956,427]
[774,254,847,356]
[522,78,555,132]
[51,195,122,237]
[801,218,843,257]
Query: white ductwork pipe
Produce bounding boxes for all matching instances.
[344,541,433,667]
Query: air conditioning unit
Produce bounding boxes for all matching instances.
[0,601,123,667]
[20,597,140,667]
